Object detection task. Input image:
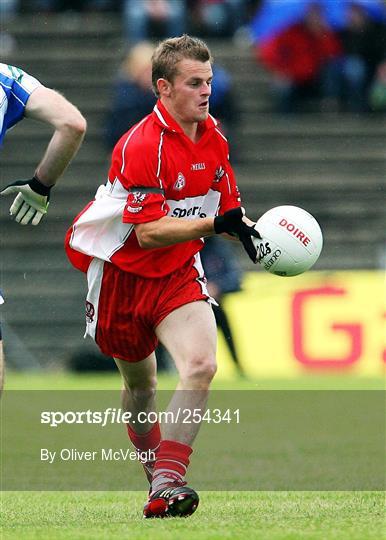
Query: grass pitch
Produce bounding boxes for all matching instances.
[1,372,385,540]
[2,491,384,540]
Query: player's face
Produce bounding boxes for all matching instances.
[166,59,213,126]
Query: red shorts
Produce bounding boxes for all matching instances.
[84,256,210,362]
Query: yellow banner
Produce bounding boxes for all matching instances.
[216,270,385,377]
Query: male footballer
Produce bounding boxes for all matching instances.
[66,35,259,518]
[0,63,86,393]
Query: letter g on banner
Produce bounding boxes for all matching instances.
[291,286,363,369]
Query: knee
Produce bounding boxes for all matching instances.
[182,355,217,386]
[124,376,157,401]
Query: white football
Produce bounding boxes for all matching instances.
[253,206,323,276]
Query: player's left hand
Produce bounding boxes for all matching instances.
[1,176,51,226]
[214,207,261,263]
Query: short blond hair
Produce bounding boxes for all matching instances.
[152,35,212,97]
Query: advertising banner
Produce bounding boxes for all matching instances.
[217,271,385,377]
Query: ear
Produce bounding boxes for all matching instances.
[157,78,172,98]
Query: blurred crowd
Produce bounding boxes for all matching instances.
[252,1,386,113]
[2,1,385,113]
[3,1,261,39]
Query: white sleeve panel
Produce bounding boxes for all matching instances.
[69,181,134,262]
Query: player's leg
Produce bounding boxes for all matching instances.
[142,301,216,517]
[84,260,161,485]
[143,301,216,516]
[114,353,160,483]
[0,338,4,396]
[0,292,4,396]
[155,300,217,444]
[115,353,157,434]
[88,259,208,516]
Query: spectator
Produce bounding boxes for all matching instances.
[0,0,18,56]
[210,64,236,133]
[25,1,116,12]
[210,64,240,159]
[200,235,244,375]
[256,2,342,113]
[338,2,386,112]
[105,41,156,149]
[188,0,247,38]
[369,60,386,112]
[123,0,187,44]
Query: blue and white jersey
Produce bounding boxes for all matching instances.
[0,63,41,146]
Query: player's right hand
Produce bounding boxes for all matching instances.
[214,207,261,263]
[1,176,51,226]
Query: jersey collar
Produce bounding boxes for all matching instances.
[152,100,218,134]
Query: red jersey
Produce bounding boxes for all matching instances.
[65,100,240,278]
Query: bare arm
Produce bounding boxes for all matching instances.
[134,212,257,250]
[25,86,87,187]
[135,216,215,249]
[135,208,260,263]
[0,86,87,225]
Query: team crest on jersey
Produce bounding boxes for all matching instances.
[174,172,185,190]
[85,301,95,323]
[126,191,147,213]
[213,166,225,182]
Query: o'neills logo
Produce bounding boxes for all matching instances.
[279,218,310,246]
[191,162,205,171]
[264,249,282,270]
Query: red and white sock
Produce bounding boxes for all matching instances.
[151,439,193,492]
[126,422,161,462]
